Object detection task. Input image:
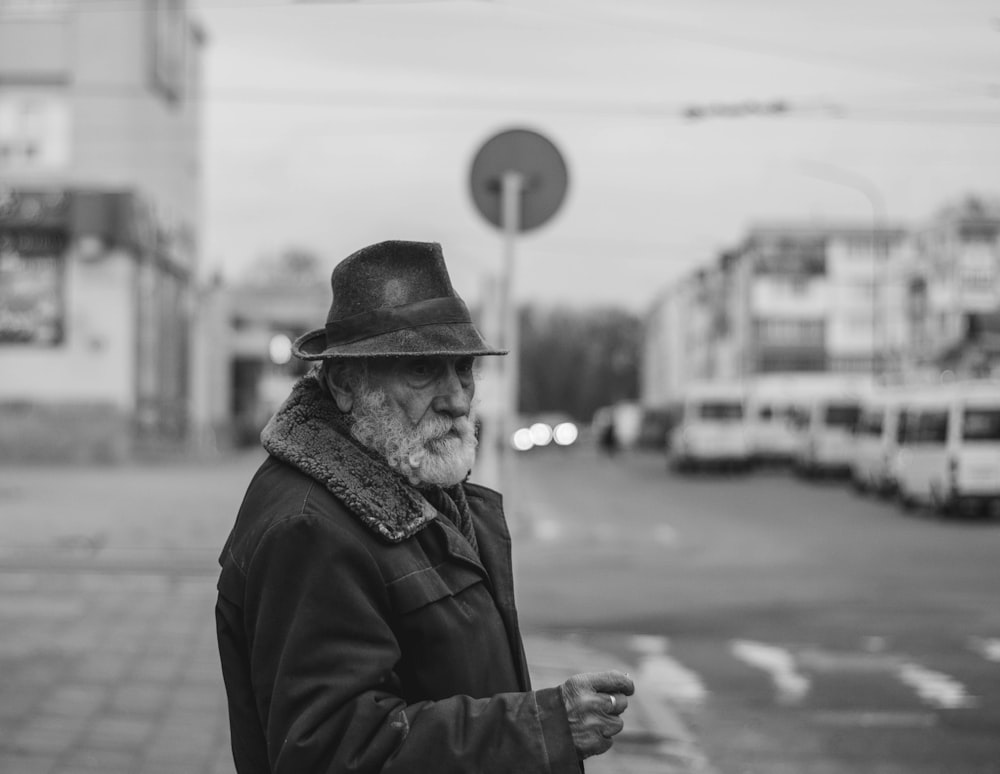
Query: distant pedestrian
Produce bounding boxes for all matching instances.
[599,420,619,456]
[216,240,634,773]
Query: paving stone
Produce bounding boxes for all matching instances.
[134,656,182,683]
[74,654,133,683]
[0,753,58,774]
[83,714,154,749]
[56,746,140,774]
[12,714,85,755]
[38,683,107,717]
[108,681,170,715]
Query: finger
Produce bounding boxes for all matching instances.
[579,727,614,760]
[603,714,625,739]
[607,692,629,716]
[587,670,635,696]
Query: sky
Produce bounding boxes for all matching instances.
[192,0,1000,313]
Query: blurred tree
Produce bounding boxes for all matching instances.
[518,305,641,421]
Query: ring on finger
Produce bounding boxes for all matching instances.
[607,694,616,713]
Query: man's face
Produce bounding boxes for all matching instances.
[348,356,478,487]
[366,355,476,428]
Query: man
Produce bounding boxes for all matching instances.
[216,240,634,773]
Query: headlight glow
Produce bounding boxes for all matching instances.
[553,422,578,446]
[529,423,553,446]
[512,428,534,451]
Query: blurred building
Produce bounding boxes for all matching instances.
[215,270,330,448]
[642,267,729,407]
[642,222,914,406]
[0,0,205,460]
[907,198,1000,378]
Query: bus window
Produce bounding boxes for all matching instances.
[824,403,860,429]
[962,409,1000,441]
[915,410,948,444]
[699,402,743,420]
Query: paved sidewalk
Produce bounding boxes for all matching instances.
[0,570,711,773]
[0,458,713,773]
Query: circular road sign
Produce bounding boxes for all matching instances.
[469,128,568,232]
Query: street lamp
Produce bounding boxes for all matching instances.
[796,160,888,382]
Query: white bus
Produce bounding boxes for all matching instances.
[784,376,872,478]
[667,381,750,472]
[745,377,800,465]
[895,380,1000,516]
[851,390,897,494]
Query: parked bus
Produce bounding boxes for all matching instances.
[784,376,872,478]
[667,381,750,472]
[745,377,800,465]
[895,380,1000,516]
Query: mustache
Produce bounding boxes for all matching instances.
[422,413,476,440]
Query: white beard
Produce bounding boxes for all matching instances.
[349,388,478,487]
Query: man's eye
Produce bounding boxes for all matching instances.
[456,357,475,375]
[407,359,435,378]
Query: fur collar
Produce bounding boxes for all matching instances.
[261,375,467,543]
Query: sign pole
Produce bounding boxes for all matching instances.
[500,170,523,525]
[468,127,568,530]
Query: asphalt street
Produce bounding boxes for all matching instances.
[1,444,998,773]
[512,446,1000,774]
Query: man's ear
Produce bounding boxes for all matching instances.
[324,367,354,413]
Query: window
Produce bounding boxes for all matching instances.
[914,411,948,444]
[824,403,860,429]
[962,409,1000,441]
[857,410,884,436]
[149,0,188,103]
[754,318,825,346]
[0,92,71,171]
[0,237,66,346]
[698,402,744,420]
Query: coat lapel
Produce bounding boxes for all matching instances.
[463,485,531,690]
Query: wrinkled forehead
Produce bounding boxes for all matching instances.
[366,354,475,373]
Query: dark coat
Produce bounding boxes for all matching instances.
[216,377,579,774]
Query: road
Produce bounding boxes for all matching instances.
[0,446,997,773]
[511,446,1000,774]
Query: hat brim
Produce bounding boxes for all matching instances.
[292,323,508,360]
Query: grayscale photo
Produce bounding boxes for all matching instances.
[0,1,998,772]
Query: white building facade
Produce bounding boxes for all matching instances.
[0,0,205,460]
[642,222,917,406]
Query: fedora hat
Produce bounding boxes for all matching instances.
[292,240,506,360]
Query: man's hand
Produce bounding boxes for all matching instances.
[559,670,635,759]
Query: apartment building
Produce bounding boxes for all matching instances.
[909,198,1000,377]
[642,269,717,407]
[0,0,205,459]
[643,222,912,405]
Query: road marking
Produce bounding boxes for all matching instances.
[798,647,900,673]
[969,637,1000,663]
[897,662,977,709]
[731,640,810,705]
[861,635,888,653]
[811,710,937,728]
[630,634,708,704]
[652,525,678,545]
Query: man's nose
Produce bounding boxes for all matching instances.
[433,365,472,418]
